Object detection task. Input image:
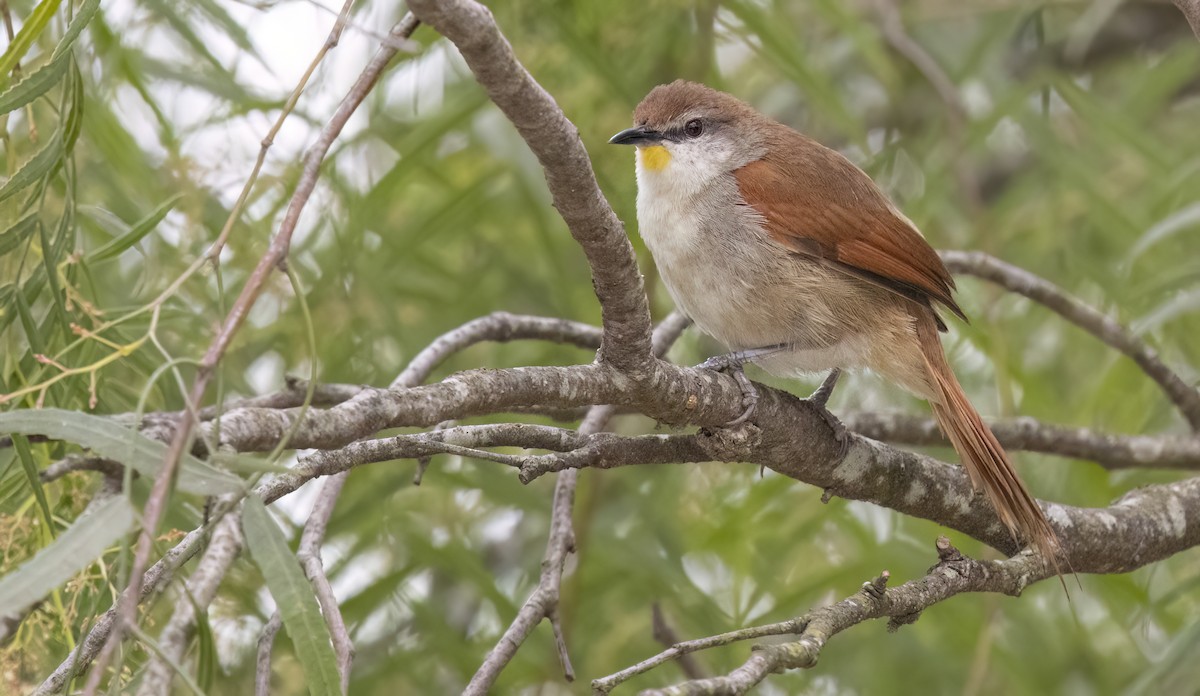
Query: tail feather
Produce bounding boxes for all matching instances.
[916,320,1062,569]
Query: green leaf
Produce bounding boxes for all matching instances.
[0,494,133,618]
[0,51,70,116]
[1132,287,1200,334]
[13,287,44,355]
[51,0,103,62]
[241,496,341,696]
[0,210,39,256]
[87,193,183,262]
[62,60,84,154]
[11,435,54,537]
[0,132,63,205]
[0,0,99,115]
[0,0,64,80]
[1132,202,1200,260]
[194,598,217,693]
[0,409,244,495]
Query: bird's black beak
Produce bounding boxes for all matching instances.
[609,125,663,146]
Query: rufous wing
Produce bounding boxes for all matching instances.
[734,145,966,325]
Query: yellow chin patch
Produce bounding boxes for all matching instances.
[638,145,671,172]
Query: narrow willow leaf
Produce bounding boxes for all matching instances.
[0,0,64,79]
[193,595,218,693]
[209,451,291,475]
[13,288,44,354]
[87,193,183,262]
[0,132,63,204]
[0,494,133,619]
[11,435,54,537]
[1132,287,1200,335]
[37,201,72,336]
[51,0,103,61]
[1132,202,1200,260]
[0,0,100,115]
[0,269,46,336]
[62,61,84,154]
[192,0,259,55]
[242,496,341,696]
[0,210,38,256]
[0,51,70,116]
[0,409,243,495]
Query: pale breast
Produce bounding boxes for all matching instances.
[635,164,910,378]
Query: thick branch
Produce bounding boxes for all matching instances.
[207,360,743,456]
[942,250,1200,430]
[1175,0,1200,40]
[407,0,655,372]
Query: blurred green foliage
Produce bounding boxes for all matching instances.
[1,0,1199,693]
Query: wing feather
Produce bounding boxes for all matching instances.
[734,140,966,325]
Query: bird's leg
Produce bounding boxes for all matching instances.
[806,368,848,450]
[808,367,841,408]
[697,344,788,426]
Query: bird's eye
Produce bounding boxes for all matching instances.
[684,119,703,138]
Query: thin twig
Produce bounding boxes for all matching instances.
[942,250,1200,431]
[33,526,214,695]
[465,313,688,693]
[254,613,283,696]
[83,12,422,694]
[461,414,594,694]
[874,0,967,127]
[598,538,1037,695]
[134,515,243,696]
[651,603,707,681]
[392,312,603,388]
[873,0,982,211]
[296,473,354,694]
[40,455,124,482]
[408,0,655,373]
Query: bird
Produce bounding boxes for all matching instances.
[609,80,1060,565]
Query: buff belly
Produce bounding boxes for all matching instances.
[635,156,936,399]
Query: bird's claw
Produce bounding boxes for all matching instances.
[696,354,759,426]
[805,369,849,458]
[724,368,759,427]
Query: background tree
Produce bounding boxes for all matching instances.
[1,0,1199,694]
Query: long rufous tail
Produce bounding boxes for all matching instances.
[916,319,1061,567]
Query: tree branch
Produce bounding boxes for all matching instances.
[842,411,1200,470]
[135,514,243,696]
[32,526,213,695]
[599,518,1197,695]
[1175,0,1200,40]
[298,473,355,694]
[463,413,592,695]
[942,250,1200,430]
[615,539,1039,695]
[391,312,602,388]
[407,0,655,373]
[466,313,689,693]
[82,13,423,693]
[254,613,283,696]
